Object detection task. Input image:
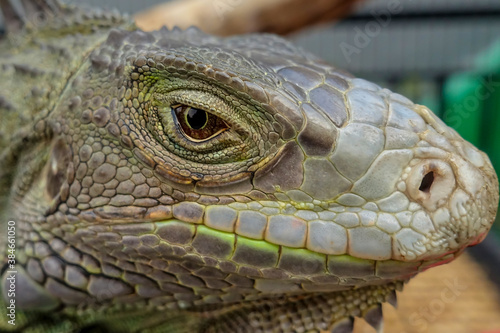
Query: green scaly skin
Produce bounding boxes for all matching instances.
[0,2,498,332]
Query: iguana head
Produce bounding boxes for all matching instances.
[61,28,498,261]
[1,2,498,332]
[28,26,499,294]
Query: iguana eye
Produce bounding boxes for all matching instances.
[152,89,258,163]
[173,104,229,142]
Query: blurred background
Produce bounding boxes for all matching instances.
[2,0,500,332]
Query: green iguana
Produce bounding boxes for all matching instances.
[0,1,498,332]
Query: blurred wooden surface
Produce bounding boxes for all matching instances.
[355,252,500,333]
[135,0,363,35]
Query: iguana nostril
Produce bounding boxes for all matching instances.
[419,171,434,193]
[407,159,455,211]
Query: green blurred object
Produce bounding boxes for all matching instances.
[442,74,483,146]
[442,40,500,234]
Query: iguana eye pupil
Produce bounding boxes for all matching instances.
[186,107,208,130]
[173,104,229,142]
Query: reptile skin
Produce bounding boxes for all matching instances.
[0,2,498,332]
